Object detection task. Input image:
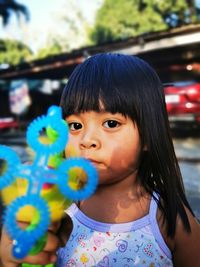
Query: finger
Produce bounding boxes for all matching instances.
[3,248,57,266]
[17,221,29,229]
[17,220,60,233]
[15,221,60,252]
[0,228,20,261]
[19,251,57,265]
[48,221,61,233]
[1,262,20,267]
[0,240,21,267]
[43,231,60,252]
[0,228,57,266]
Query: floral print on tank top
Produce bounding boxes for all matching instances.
[56,196,173,267]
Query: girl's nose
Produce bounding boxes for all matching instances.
[80,135,100,150]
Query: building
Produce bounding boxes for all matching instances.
[0,24,200,119]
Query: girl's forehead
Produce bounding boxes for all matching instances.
[71,110,129,119]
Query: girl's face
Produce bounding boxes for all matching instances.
[65,111,142,185]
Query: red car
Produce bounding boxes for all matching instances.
[164,81,200,128]
[0,117,19,131]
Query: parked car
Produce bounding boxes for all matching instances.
[164,81,200,128]
[0,117,19,131]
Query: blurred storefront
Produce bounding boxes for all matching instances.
[0,24,200,122]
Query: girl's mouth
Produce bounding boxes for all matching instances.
[86,158,100,165]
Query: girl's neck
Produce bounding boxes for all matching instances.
[80,173,150,223]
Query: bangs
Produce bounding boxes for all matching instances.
[60,54,140,120]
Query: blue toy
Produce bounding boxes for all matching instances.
[0,106,98,266]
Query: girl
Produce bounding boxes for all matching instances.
[1,53,200,267]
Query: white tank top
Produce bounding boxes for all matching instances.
[56,195,173,266]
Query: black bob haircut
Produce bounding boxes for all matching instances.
[60,53,194,237]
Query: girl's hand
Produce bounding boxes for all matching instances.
[0,222,60,267]
[0,215,73,267]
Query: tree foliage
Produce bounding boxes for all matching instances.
[90,0,200,44]
[0,0,29,26]
[0,39,32,66]
[36,41,63,59]
[35,0,90,59]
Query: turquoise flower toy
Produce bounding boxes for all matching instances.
[0,105,98,267]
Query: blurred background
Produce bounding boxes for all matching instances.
[0,0,199,220]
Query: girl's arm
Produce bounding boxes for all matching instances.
[173,207,200,267]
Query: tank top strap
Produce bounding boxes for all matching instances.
[149,192,160,220]
[148,192,172,259]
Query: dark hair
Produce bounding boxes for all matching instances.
[60,53,193,237]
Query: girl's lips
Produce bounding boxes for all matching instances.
[87,159,104,168]
[89,159,99,164]
[86,158,100,164]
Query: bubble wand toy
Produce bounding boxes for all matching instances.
[0,105,98,267]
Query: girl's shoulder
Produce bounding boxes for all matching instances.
[157,203,200,266]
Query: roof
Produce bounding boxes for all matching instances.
[0,24,200,80]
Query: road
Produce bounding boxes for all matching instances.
[0,130,200,220]
[173,137,200,220]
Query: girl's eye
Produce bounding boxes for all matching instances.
[103,120,120,128]
[68,122,82,131]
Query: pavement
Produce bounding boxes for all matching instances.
[172,137,200,220]
[173,138,200,162]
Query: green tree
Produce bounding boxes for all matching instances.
[90,0,200,44]
[0,39,32,66]
[36,41,63,59]
[0,0,29,26]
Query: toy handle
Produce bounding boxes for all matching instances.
[21,234,54,267]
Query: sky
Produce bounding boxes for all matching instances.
[1,0,200,54]
[0,0,103,53]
